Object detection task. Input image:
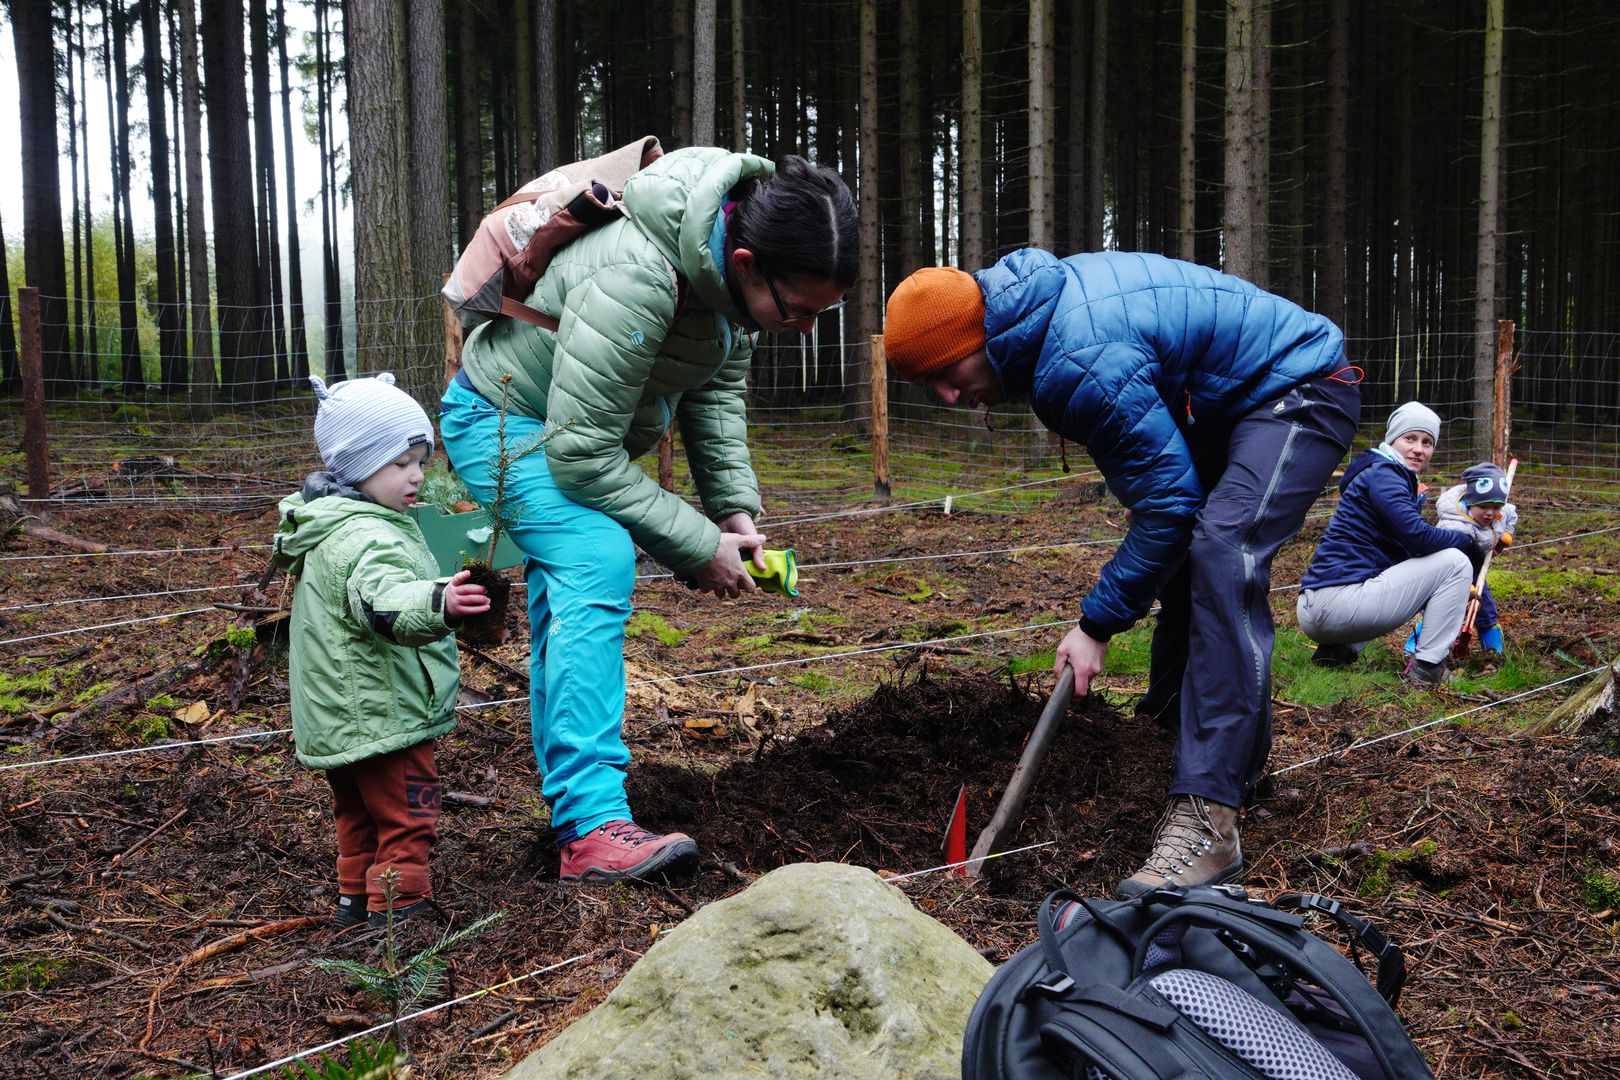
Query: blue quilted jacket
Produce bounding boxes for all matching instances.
[978,249,1347,639]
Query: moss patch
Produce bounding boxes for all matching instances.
[626,612,691,647]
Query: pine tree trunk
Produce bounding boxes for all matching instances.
[278,0,309,382]
[142,0,183,393]
[1321,0,1347,327]
[203,0,265,399]
[513,0,535,178]
[408,0,453,402]
[250,0,287,388]
[171,0,187,347]
[961,0,983,269]
[536,0,559,166]
[456,2,484,248]
[109,0,142,393]
[1222,0,1255,279]
[855,0,879,421]
[66,1,85,385]
[729,0,745,150]
[1087,0,1107,249]
[1472,0,1504,458]
[1027,0,1055,251]
[1178,0,1196,260]
[350,0,415,372]
[1067,0,1089,256]
[315,0,345,380]
[693,0,717,145]
[178,0,216,410]
[1248,0,1270,288]
[674,0,693,147]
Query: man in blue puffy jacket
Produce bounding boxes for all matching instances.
[882,251,1360,897]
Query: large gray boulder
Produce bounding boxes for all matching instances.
[504,862,994,1080]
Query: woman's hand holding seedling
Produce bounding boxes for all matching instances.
[696,529,768,599]
[445,569,492,619]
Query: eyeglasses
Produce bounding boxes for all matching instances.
[762,269,848,325]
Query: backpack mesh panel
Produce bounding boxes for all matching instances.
[1147,968,1359,1080]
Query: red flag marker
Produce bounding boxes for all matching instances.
[943,784,968,875]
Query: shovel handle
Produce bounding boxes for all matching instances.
[967,667,1077,876]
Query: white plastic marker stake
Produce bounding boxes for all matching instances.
[943,495,954,516]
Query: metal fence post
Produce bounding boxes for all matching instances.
[871,334,891,503]
[19,288,49,500]
[1492,319,1514,465]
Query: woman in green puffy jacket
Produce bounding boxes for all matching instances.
[440,149,858,883]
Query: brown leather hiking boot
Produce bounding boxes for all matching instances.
[1115,795,1243,899]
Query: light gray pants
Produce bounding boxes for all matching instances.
[1297,549,1473,664]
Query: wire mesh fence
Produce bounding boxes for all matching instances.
[3,293,1617,518]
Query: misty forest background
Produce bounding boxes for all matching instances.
[3,0,1620,457]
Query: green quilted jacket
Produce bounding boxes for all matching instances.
[458,146,771,575]
[273,479,460,770]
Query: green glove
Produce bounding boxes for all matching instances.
[745,548,800,597]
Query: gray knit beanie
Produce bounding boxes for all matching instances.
[1384,401,1441,447]
[309,373,434,487]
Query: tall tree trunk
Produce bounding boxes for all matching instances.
[203,0,265,399]
[730,0,746,149]
[78,3,97,386]
[455,2,484,247]
[1248,0,1270,287]
[0,213,16,387]
[693,0,717,145]
[350,0,415,373]
[1320,0,1347,327]
[111,0,142,393]
[854,0,879,422]
[674,0,693,146]
[513,0,535,177]
[1067,0,1089,256]
[1472,0,1504,457]
[536,0,558,166]
[315,0,345,379]
[178,0,215,409]
[898,0,926,274]
[408,0,453,402]
[170,0,187,343]
[961,0,983,269]
[1027,0,1055,251]
[1177,0,1196,259]
[1222,0,1255,280]
[251,0,287,388]
[278,0,309,381]
[66,0,84,383]
[1086,0,1107,249]
[144,0,182,393]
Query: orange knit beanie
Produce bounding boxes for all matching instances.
[882,267,988,379]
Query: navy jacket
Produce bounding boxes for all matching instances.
[978,249,1347,639]
[1299,447,1477,592]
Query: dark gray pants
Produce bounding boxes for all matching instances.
[1147,374,1360,808]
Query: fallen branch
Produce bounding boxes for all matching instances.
[43,908,154,953]
[108,803,190,869]
[141,915,325,1050]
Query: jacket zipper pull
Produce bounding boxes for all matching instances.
[1184,389,1196,426]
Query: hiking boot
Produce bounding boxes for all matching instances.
[332,893,368,929]
[1116,795,1243,899]
[366,898,439,931]
[559,820,700,883]
[1402,656,1450,688]
[1311,643,1358,669]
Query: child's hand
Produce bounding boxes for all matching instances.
[445,569,491,619]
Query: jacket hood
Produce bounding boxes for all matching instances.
[620,146,775,321]
[274,475,405,571]
[977,249,1068,401]
[1340,445,1414,495]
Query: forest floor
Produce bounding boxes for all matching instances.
[1,469,1618,1079]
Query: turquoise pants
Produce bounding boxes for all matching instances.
[439,378,635,844]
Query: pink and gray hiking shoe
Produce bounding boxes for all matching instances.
[559,820,700,883]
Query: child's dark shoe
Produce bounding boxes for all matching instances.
[332,893,369,929]
[366,898,438,930]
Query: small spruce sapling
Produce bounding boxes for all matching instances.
[312,869,506,1053]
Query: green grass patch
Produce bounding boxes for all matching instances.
[1104,625,1154,678]
[625,612,691,647]
[1002,649,1057,676]
[1489,567,1620,605]
[0,669,60,715]
[1580,868,1620,911]
[1356,837,1440,898]
[1271,628,1403,708]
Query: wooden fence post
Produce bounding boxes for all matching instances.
[871,334,891,503]
[19,288,49,500]
[442,274,463,389]
[1492,319,1514,466]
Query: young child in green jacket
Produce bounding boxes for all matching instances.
[273,373,488,929]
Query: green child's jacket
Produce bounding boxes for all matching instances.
[273,478,460,770]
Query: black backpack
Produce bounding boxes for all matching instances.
[962,884,1435,1080]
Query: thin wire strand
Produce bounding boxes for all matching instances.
[0,608,217,647]
[885,840,1059,882]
